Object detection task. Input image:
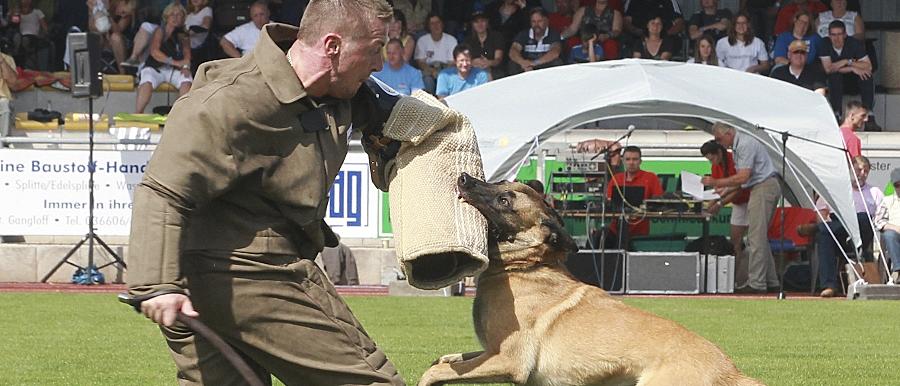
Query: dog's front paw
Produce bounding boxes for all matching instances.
[432,353,464,365]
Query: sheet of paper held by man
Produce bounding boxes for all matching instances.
[681,171,720,200]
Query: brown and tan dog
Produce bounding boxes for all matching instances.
[418,173,764,386]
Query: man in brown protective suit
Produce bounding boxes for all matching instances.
[126,1,405,384]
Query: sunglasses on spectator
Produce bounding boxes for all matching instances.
[790,50,807,54]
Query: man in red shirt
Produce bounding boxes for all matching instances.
[840,100,866,158]
[607,146,664,238]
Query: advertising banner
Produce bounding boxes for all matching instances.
[0,149,382,238]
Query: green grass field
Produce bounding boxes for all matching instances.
[0,293,897,385]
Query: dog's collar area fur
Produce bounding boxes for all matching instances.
[489,237,564,273]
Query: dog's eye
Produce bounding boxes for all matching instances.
[498,196,510,207]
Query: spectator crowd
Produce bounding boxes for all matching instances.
[0,0,881,123]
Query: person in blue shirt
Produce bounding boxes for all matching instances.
[772,10,820,66]
[570,24,605,63]
[372,38,424,95]
[436,44,489,99]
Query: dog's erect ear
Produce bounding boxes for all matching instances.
[541,219,579,252]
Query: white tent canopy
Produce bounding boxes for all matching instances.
[445,59,861,248]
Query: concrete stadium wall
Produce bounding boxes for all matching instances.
[0,237,401,285]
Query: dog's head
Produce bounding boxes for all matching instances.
[457,172,578,260]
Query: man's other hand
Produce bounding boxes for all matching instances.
[141,293,198,327]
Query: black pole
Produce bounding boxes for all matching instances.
[88,96,95,275]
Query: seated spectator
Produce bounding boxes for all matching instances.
[774,0,827,36]
[436,44,488,99]
[741,0,776,48]
[10,0,51,70]
[716,13,769,74]
[815,155,881,297]
[135,2,191,113]
[549,0,580,50]
[185,0,213,69]
[437,0,476,38]
[631,15,673,60]
[771,40,826,93]
[120,20,158,71]
[688,0,731,42]
[392,0,431,36]
[373,38,424,96]
[570,23,604,63]
[838,101,866,157]
[464,10,506,80]
[819,20,875,128]
[508,7,562,75]
[875,168,900,285]
[606,145,664,240]
[415,13,456,93]
[816,0,863,40]
[623,0,684,43]
[220,0,268,58]
[560,0,623,60]
[687,35,717,65]
[102,0,137,74]
[486,0,528,46]
[772,11,820,67]
[385,10,414,64]
[0,50,16,136]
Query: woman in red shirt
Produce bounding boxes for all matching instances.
[701,140,751,267]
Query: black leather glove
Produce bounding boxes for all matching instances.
[353,76,403,191]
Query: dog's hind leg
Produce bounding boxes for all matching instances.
[418,352,529,386]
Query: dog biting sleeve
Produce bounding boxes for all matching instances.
[381,91,489,289]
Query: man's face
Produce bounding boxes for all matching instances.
[828,26,846,48]
[701,0,716,9]
[623,150,642,174]
[714,130,735,148]
[530,13,547,36]
[428,16,444,36]
[386,41,404,68]
[330,18,387,99]
[251,4,270,29]
[789,49,808,66]
[455,50,472,76]
[847,107,868,129]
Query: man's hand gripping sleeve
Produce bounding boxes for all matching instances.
[354,76,402,192]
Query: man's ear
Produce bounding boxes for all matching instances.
[541,219,578,252]
[324,33,342,57]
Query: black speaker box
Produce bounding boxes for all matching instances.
[565,249,626,293]
[68,32,102,98]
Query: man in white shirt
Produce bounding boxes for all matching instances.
[220,1,270,57]
[874,168,900,284]
[414,14,456,93]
